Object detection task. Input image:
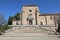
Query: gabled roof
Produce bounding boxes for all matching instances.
[39,14,60,16]
[23,5,38,7]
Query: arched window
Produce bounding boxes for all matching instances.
[40,22,43,25]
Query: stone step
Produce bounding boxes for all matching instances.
[4,27,56,35]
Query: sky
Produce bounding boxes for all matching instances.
[0,0,60,20]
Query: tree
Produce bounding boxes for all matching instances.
[8,16,14,25]
[0,14,12,35]
[14,13,20,20]
[8,13,20,25]
[0,14,5,25]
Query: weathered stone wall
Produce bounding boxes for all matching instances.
[12,21,21,25]
[12,5,58,29]
[22,6,37,25]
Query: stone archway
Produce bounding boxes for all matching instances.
[29,20,33,25]
[57,20,60,33]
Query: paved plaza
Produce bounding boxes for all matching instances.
[0,33,60,40]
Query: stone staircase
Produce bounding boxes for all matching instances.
[4,25,57,35]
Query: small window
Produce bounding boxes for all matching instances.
[29,10,32,12]
[40,22,43,25]
[16,22,18,25]
[50,16,52,19]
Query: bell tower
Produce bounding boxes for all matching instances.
[21,5,40,25]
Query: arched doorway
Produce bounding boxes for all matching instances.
[57,20,60,33]
[29,20,33,25]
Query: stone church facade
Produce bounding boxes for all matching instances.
[12,5,60,29]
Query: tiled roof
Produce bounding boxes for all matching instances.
[39,14,60,16]
[23,5,38,7]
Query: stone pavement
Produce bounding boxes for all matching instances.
[0,33,60,40]
[0,36,60,40]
